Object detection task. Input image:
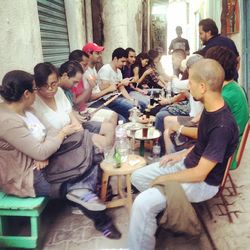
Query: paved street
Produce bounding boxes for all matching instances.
[36,135,250,250]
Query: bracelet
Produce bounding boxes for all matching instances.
[176,125,184,136]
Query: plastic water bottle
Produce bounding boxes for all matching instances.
[114,120,129,167]
[166,81,172,98]
[152,139,161,159]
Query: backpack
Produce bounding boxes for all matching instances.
[44,130,103,184]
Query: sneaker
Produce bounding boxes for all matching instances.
[66,192,106,211]
[101,223,121,239]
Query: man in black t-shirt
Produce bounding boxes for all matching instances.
[197,18,239,80]
[128,59,239,250]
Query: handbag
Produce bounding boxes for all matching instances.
[44,130,103,184]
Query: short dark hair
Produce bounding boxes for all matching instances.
[112,47,127,60]
[59,61,83,77]
[199,18,218,36]
[0,70,34,102]
[69,50,89,62]
[205,46,237,81]
[125,47,135,58]
[34,62,58,88]
[176,26,182,31]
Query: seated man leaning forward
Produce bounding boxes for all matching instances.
[97,47,136,121]
[128,59,239,250]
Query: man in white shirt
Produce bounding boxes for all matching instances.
[95,47,135,121]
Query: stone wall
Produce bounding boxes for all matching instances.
[101,0,143,63]
[0,0,43,82]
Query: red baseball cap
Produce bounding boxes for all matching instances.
[82,42,104,54]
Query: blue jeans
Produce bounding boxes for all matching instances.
[128,160,219,250]
[90,97,134,122]
[129,91,149,110]
[84,120,101,133]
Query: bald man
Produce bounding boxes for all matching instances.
[128,59,239,250]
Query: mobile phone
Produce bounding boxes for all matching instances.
[131,82,137,88]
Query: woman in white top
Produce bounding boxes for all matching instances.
[33,63,121,239]
[33,62,114,151]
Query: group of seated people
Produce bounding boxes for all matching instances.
[0,38,249,248]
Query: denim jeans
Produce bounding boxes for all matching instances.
[33,169,50,196]
[128,160,219,250]
[129,91,149,110]
[83,120,101,133]
[90,97,134,122]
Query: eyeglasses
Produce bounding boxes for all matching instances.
[40,82,58,90]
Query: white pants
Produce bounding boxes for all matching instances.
[128,160,219,250]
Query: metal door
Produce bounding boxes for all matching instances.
[37,0,70,67]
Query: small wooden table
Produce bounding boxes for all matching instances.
[134,127,161,156]
[100,154,146,212]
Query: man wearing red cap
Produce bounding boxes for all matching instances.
[82,42,113,107]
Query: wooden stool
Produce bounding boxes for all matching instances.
[100,154,146,212]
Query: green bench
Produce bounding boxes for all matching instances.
[0,192,48,249]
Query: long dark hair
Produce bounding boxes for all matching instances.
[0,70,34,102]
[132,52,150,77]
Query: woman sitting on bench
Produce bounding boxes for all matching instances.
[0,70,121,239]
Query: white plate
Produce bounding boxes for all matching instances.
[134,128,161,140]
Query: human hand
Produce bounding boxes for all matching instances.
[119,78,131,87]
[76,112,90,124]
[33,159,49,170]
[140,89,148,95]
[61,123,83,137]
[144,68,154,76]
[108,84,118,92]
[159,152,182,167]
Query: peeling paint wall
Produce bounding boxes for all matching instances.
[101,0,143,63]
[65,0,86,51]
[0,0,43,83]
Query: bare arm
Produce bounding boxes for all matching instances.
[118,85,133,100]
[133,67,153,85]
[90,85,117,100]
[73,87,92,104]
[69,111,83,130]
[99,80,112,91]
[169,123,198,139]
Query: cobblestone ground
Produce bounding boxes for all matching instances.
[37,136,250,250]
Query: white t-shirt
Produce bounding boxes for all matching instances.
[189,95,203,117]
[33,87,72,130]
[20,111,46,142]
[98,64,121,99]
